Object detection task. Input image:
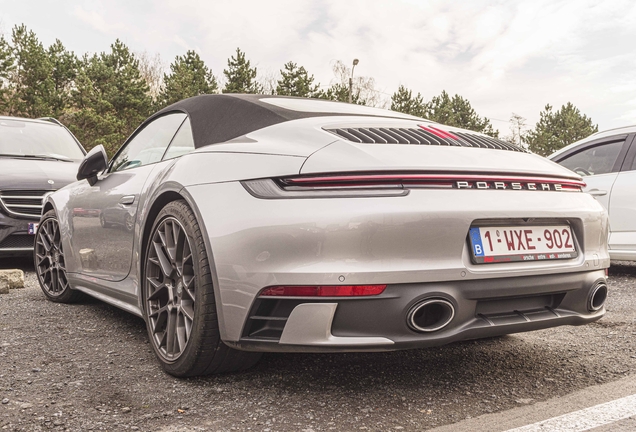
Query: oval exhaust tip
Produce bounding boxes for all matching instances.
[588,282,608,312]
[408,299,455,333]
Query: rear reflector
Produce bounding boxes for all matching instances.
[260,285,387,297]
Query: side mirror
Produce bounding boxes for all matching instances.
[77,145,108,186]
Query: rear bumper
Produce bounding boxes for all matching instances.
[185,181,610,345]
[229,269,607,352]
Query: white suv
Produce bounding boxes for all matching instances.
[550,126,636,261]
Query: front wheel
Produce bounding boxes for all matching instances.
[143,200,261,377]
[35,210,84,303]
[99,213,110,228]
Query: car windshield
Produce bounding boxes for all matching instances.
[0,119,84,161]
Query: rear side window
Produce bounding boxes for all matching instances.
[163,117,194,160]
[558,141,624,176]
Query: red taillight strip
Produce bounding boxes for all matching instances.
[260,285,387,297]
[559,184,585,191]
[284,174,586,188]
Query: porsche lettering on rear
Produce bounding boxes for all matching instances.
[456,181,564,191]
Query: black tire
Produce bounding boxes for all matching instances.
[99,213,111,228]
[35,210,84,303]
[143,200,261,377]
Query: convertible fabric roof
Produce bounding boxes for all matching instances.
[152,94,417,148]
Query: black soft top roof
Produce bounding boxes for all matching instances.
[153,94,416,148]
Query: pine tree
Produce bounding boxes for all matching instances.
[6,25,53,118]
[65,40,152,155]
[315,83,365,104]
[223,48,262,94]
[524,103,598,156]
[157,50,217,108]
[47,40,78,118]
[276,61,319,97]
[390,85,426,117]
[424,91,498,137]
[0,36,15,115]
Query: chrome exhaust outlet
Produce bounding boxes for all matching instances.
[407,299,455,333]
[588,282,608,312]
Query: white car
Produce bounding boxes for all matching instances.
[550,126,636,261]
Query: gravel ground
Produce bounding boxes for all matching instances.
[0,258,635,432]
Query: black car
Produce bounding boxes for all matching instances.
[0,116,85,256]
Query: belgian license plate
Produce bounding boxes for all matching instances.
[469,225,577,264]
[28,223,38,235]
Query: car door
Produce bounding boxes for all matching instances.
[607,134,636,255]
[68,112,187,281]
[555,136,630,211]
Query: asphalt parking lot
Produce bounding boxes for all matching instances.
[1,258,635,431]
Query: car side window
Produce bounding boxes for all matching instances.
[110,113,187,172]
[558,141,624,177]
[163,117,194,160]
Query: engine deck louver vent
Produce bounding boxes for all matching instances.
[324,127,525,152]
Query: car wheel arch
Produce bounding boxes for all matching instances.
[140,190,185,266]
[42,202,55,215]
[137,187,229,341]
[138,190,188,316]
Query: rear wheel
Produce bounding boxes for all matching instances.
[143,200,261,377]
[35,210,83,303]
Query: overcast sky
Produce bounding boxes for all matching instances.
[2,0,635,135]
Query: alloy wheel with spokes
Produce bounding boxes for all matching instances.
[35,210,82,303]
[142,200,262,377]
[145,216,196,362]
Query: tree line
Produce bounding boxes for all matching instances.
[0,24,597,157]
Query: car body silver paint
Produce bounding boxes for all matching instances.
[66,164,157,281]
[46,114,610,350]
[278,303,394,346]
[170,152,305,187]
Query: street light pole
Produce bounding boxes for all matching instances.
[348,58,359,104]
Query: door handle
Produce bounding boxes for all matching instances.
[588,189,607,197]
[119,195,135,205]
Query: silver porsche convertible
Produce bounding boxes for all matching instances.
[35,95,610,377]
